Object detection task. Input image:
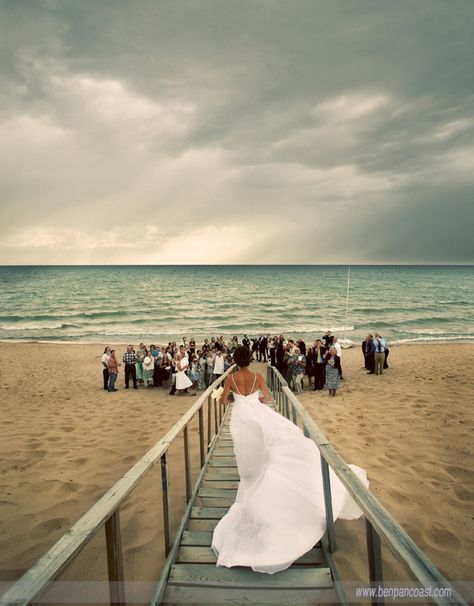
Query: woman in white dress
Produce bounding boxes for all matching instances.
[175,347,193,395]
[211,346,368,574]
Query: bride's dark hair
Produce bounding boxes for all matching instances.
[233,346,251,368]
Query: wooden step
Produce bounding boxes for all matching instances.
[190,507,229,520]
[208,458,237,467]
[198,497,235,507]
[163,585,338,604]
[201,480,239,490]
[167,563,333,589]
[203,470,240,481]
[176,546,325,566]
[181,530,213,546]
[198,488,238,499]
[186,519,219,531]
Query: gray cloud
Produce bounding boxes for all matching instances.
[0,0,473,263]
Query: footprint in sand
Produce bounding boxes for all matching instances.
[32,517,70,533]
[426,522,460,549]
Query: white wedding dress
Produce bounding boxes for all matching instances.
[211,374,368,574]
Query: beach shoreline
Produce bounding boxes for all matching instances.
[0,342,472,596]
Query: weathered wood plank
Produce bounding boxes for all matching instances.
[186,519,219,531]
[201,480,239,490]
[180,531,213,546]
[190,507,229,520]
[203,471,240,481]
[163,585,338,604]
[176,546,325,565]
[198,488,238,499]
[198,497,235,508]
[208,459,237,467]
[168,564,333,589]
[212,450,236,458]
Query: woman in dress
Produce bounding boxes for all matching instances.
[175,348,193,395]
[142,349,155,387]
[212,346,367,573]
[324,346,341,397]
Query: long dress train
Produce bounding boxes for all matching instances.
[211,374,368,574]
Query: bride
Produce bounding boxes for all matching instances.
[211,346,368,574]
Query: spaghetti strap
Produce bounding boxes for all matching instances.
[250,372,257,394]
[232,374,241,396]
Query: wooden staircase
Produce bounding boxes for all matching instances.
[159,405,340,605]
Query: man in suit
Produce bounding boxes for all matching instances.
[258,335,268,362]
[312,339,326,390]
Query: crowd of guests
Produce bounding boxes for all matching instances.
[100,331,389,397]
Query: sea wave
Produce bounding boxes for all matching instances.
[391,335,474,344]
[0,322,79,331]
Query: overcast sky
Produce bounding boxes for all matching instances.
[0,0,473,264]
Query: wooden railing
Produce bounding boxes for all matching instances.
[266,364,467,606]
[0,367,235,606]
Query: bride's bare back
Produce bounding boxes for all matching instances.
[222,368,272,403]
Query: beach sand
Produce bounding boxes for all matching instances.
[0,343,473,601]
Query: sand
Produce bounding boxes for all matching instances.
[0,342,473,601]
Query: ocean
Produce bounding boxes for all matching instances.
[0,265,472,346]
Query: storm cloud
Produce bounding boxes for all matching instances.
[0,0,473,264]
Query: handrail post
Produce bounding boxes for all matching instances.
[291,403,298,425]
[366,519,384,605]
[160,453,172,556]
[183,426,192,503]
[105,510,125,606]
[207,394,212,447]
[214,398,218,434]
[284,393,290,419]
[198,406,205,467]
[321,458,336,552]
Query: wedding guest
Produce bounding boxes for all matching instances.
[242,334,251,349]
[305,346,315,388]
[189,355,200,390]
[175,348,194,395]
[332,337,344,380]
[383,337,390,369]
[135,349,145,386]
[297,339,307,356]
[323,331,334,350]
[284,347,296,390]
[365,334,375,374]
[107,350,121,392]
[269,337,277,367]
[197,351,207,390]
[292,347,306,394]
[143,349,155,387]
[325,346,341,397]
[362,335,371,369]
[373,333,387,376]
[212,349,225,383]
[123,345,137,389]
[153,347,164,387]
[313,339,326,391]
[258,335,268,362]
[101,347,111,390]
[276,337,285,374]
[206,350,215,386]
[189,337,196,356]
